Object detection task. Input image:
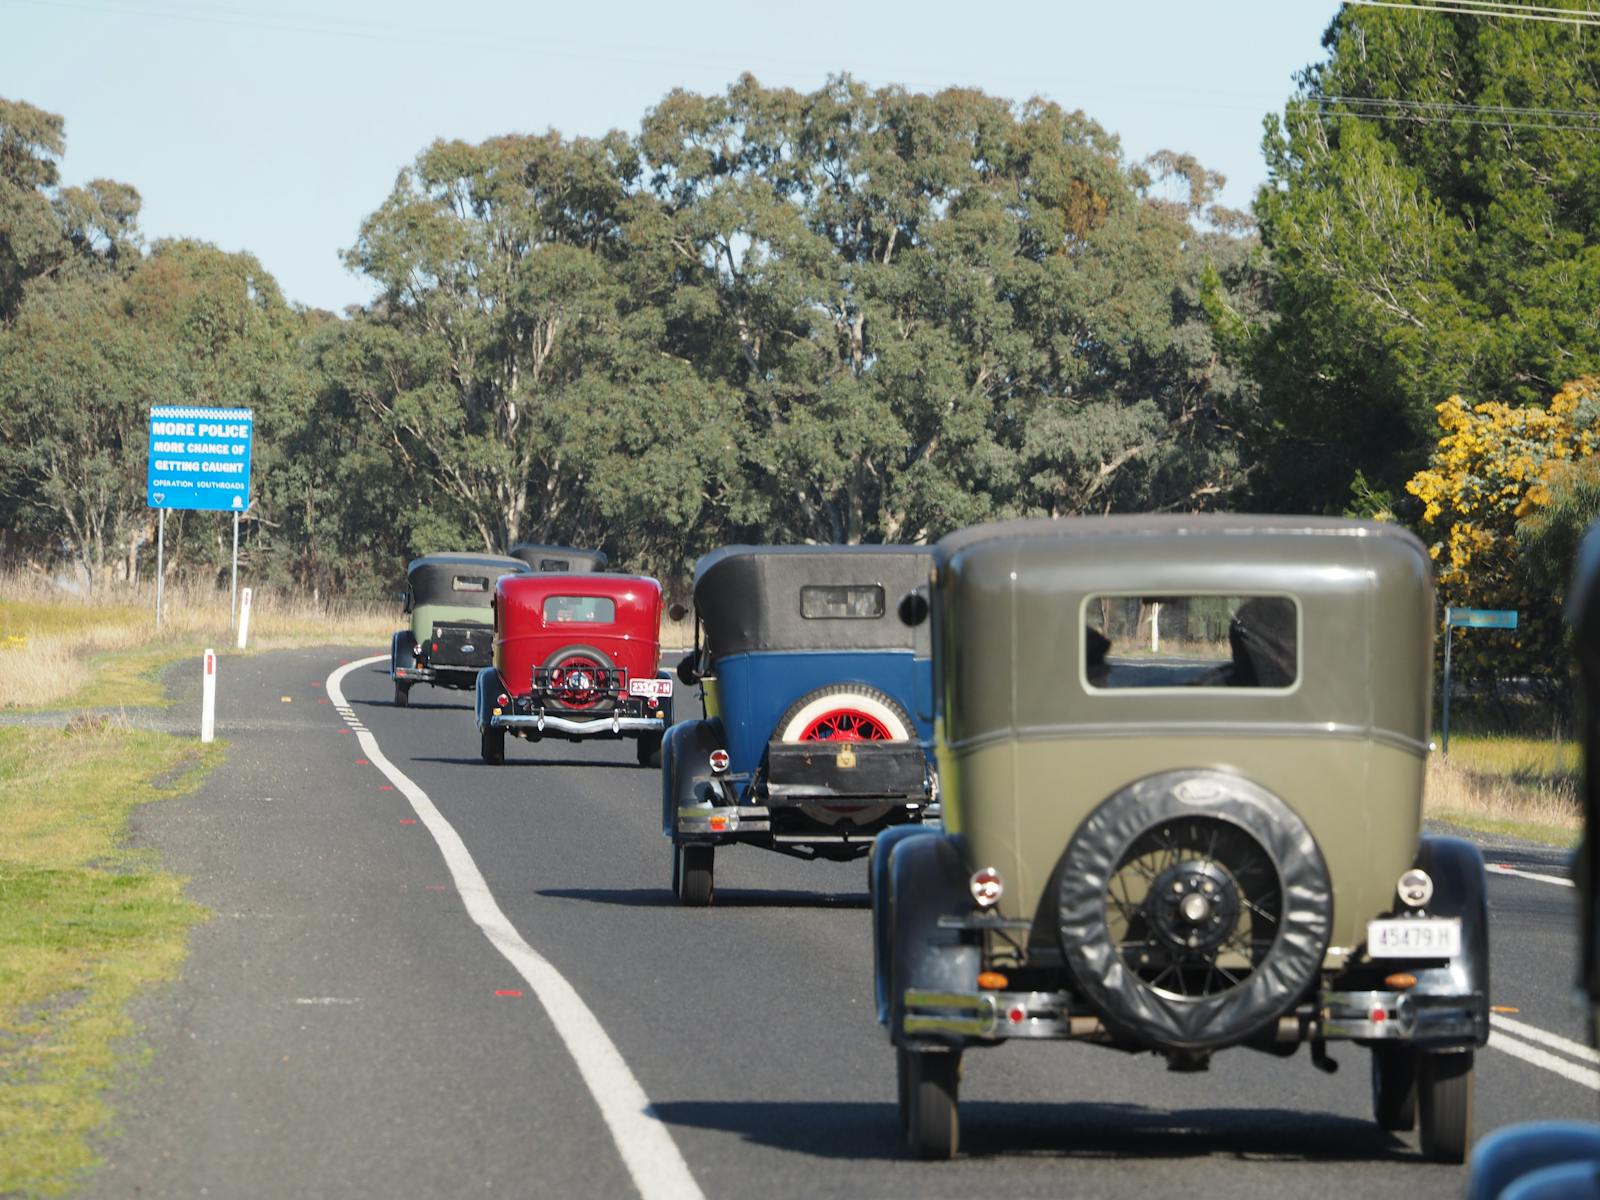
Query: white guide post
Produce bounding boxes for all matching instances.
[1150,601,1161,654]
[201,648,217,743]
[236,587,253,650]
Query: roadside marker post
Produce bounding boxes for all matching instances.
[237,587,253,650]
[201,649,217,743]
[1441,607,1518,756]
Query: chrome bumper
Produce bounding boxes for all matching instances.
[903,989,1097,1041]
[1318,988,1481,1043]
[676,801,928,838]
[491,712,665,736]
[900,986,1480,1045]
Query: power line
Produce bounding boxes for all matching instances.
[1348,0,1600,27]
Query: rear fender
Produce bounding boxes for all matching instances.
[1412,835,1492,1047]
[872,823,943,1023]
[474,667,505,734]
[888,834,979,1048]
[390,630,410,677]
[662,719,724,839]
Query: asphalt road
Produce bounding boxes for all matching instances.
[85,647,1597,1199]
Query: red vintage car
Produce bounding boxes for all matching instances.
[473,573,674,766]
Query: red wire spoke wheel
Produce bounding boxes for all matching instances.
[776,684,913,743]
[539,645,618,712]
[797,708,895,741]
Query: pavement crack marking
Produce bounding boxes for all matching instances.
[327,655,704,1200]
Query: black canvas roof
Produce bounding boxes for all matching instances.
[693,544,933,658]
[508,543,609,573]
[406,553,529,609]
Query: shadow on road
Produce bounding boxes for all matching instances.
[537,886,869,910]
[412,755,634,770]
[651,1098,1413,1164]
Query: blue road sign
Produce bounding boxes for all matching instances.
[1447,607,1519,630]
[146,406,253,512]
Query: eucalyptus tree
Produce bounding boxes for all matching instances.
[638,75,1253,545]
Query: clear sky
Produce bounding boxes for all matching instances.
[2,0,1344,314]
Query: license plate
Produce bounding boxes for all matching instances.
[629,677,674,697]
[1366,917,1461,959]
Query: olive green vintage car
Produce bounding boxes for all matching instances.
[873,515,1489,1162]
[390,552,529,706]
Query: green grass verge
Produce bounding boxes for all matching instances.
[0,724,222,1196]
[1427,808,1583,849]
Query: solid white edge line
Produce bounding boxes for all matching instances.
[1491,1013,1600,1066]
[1489,1030,1600,1091]
[1486,862,1575,888]
[328,655,704,1200]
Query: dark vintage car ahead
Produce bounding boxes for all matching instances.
[508,543,609,574]
[664,545,937,906]
[474,571,673,766]
[873,515,1490,1161]
[390,552,530,707]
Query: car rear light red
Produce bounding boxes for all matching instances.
[709,749,729,773]
[497,693,510,707]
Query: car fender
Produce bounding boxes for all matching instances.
[1411,834,1492,1046]
[662,718,724,839]
[871,823,944,1024]
[390,630,410,678]
[474,666,505,734]
[887,833,980,1048]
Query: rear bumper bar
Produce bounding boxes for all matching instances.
[490,712,665,737]
[899,985,1481,1047]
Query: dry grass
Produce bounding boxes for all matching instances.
[0,571,394,710]
[1425,734,1583,845]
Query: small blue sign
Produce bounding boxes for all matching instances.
[1447,607,1518,630]
[146,406,253,512]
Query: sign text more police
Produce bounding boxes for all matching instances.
[146,406,254,512]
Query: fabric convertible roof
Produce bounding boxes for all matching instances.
[693,544,933,659]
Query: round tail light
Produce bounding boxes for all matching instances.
[970,867,1004,908]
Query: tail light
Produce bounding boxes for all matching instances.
[709,749,729,773]
[970,867,1003,908]
[496,693,510,707]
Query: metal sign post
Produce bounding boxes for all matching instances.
[1440,607,1519,755]
[230,511,240,629]
[155,509,165,631]
[146,406,254,630]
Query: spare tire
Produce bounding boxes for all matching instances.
[776,684,913,743]
[1056,769,1331,1052]
[540,644,619,712]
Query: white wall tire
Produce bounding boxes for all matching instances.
[776,684,913,743]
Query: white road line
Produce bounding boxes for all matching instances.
[1486,862,1574,888]
[1490,1030,1600,1091]
[327,656,704,1200]
[1491,1013,1600,1065]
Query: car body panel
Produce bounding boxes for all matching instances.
[493,572,663,695]
[706,649,932,802]
[932,515,1432,950]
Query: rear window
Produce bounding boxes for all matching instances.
[1084,594,1299,690]
[452,575,489,592]
[801,584,885,619]
[535,558,569,572]
[543,596,615,624]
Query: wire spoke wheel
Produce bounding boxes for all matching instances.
[545,656,611,710]
[799,708,895,741]
[1105,816,1283,1000]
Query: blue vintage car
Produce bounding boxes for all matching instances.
[662,544,937,906]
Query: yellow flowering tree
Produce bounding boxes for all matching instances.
[1406,378,1600,683]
